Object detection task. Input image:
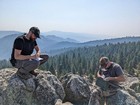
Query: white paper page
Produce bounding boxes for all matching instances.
[35,57,43,61]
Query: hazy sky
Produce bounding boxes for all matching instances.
[0,0,140,39]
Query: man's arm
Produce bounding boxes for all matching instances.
[104,75,125,82]
[97,70,103,78]
[14,49,37,60]
[34,45,41,57]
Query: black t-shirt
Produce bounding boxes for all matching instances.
[11,34,37,60]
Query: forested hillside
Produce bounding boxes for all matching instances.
[40,41,140,77]
[0,41,140,78]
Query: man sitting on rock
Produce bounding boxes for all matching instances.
[88,56,125,105]
[10,27,49,79]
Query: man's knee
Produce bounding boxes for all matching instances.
[40,54,49,60]
[31,60,40,68]
[24,60,40,70]
[39,54,49,65]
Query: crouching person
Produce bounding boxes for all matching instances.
[10,27,49,79]
[89,57,125,105]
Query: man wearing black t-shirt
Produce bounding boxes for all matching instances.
[10,27,49,79]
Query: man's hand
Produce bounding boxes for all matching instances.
[104,77,113,81]
[36,52,40,57]
[30,54,39,59]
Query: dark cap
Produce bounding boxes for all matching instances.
[29,27,40,38]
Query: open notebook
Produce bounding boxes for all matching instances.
[35,57,43,61]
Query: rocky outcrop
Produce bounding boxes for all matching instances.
[124,76,140,102]
[89,75,140,105]
[106,89,140,105]
[60,73,90,105]
[0,68,65,105]
[0,68,140,105]
[55,99,73,105]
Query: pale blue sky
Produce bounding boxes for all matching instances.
[0,0,140,39]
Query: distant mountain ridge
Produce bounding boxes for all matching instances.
[0,31,140,60]
[0,33,79,60]
[46,30,104,42]
[81,36,140,46]
[46,35,79,43]
[48,36,140,51]
[0,31,22,38]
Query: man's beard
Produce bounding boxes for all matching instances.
[29,37,36,41]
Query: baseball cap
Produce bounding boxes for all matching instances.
[29,27,40,38]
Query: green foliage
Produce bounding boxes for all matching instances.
[42,41,140,77]
[0,41,140,78]
[0,59,12,69]
[133,63,140,77]
[88,73,94,83]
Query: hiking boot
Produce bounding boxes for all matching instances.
[30,70,39,77]
[16,70,32,80]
